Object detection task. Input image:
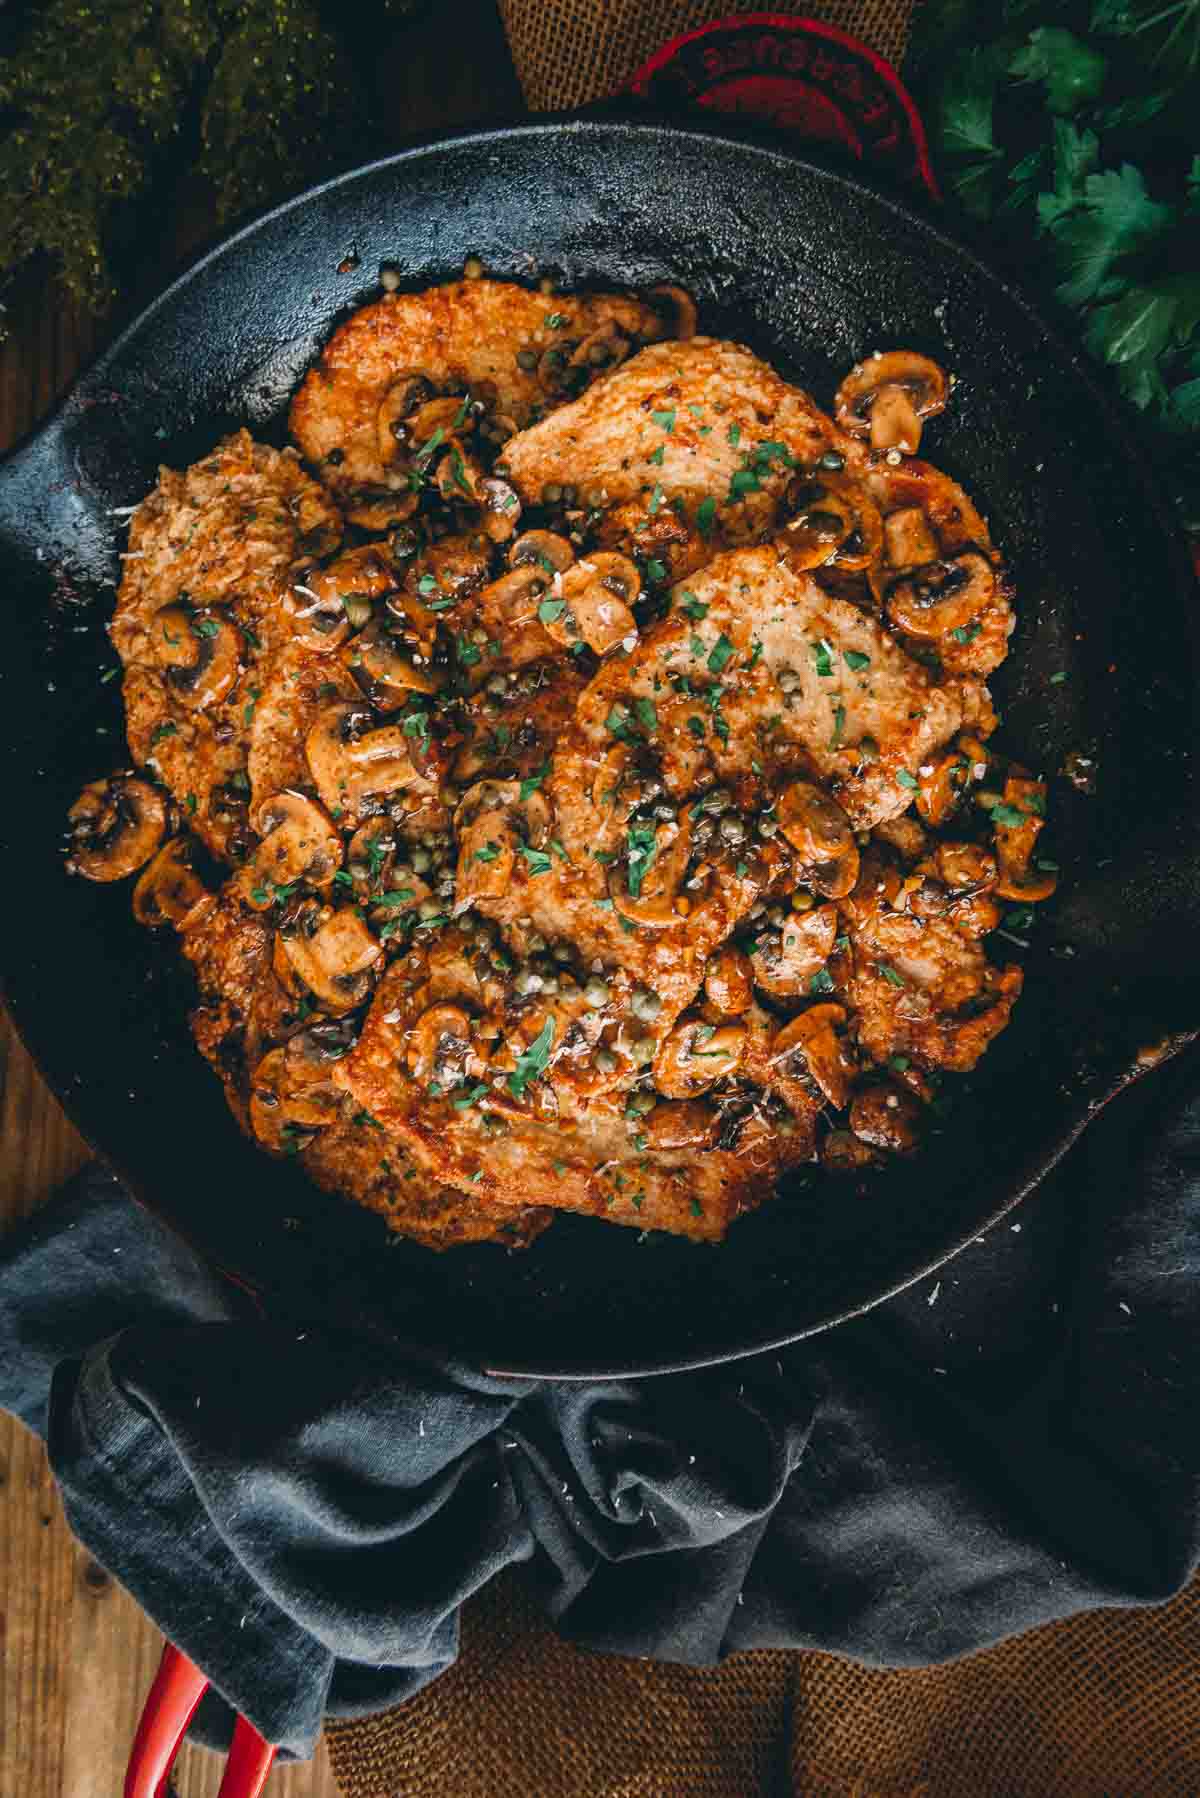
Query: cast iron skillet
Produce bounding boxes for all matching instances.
[2,118,1198,1379]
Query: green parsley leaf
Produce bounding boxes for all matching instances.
[727,423,741,446]
[518,845,553,876]
[648,483,664,514]
[889,1054,911,1073]
[452,1083,489,1110]
[648,444,665,466]
[474,843,500,864]
[651,407,676,432]
[507,1017,556,1099]
[830,703,846,748]
[1050,670,1068,684]
[626,821,659,898]
[708,633,735,673]
[1010,27,1107,115]
[634,696,658,734]
[844,649,871,671]
[680,592,708,620]
[809,967,836,996]
[184,792,197,814]
[949,619,983,645]
[989,802,1028,827]
[192,615,220,638]
[810,639,834,678]
[455,634,481,667]
[877,963,906,988]
[417,573,438,596]
[646,558,667,583]
[896,769,920,791]
[695,497,716,538]
[149,721,177,746]
[544,311,568,328]
[520,763,549,801]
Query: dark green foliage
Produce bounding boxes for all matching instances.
[909,1,1200,531]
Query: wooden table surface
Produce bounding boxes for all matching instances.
[0,10,521,1794]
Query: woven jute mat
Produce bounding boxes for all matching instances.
[328,1566,1200,1797]
[325,2,1200,1789]
[497,0,915,110]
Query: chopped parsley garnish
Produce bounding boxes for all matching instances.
[605,703,635,743]
[989,802,1028,827]
[507,1016,556,1099]
[634,696,658,734]
[100,665,120,683]
[375,889,415,907]
[748,640,763,669]
[452,1083,489,1110]
[626,822,659,898]
[809,967,836,996]
[729,467,760,499]
[707,633,735,674]
[695,497,716,538]
[949,619,982,645]
[149,721,177,746]
[474,843,501,864]
[519,845,553,876]
[648,444,665,466]
[690,633,706,658]
[689,1197,703,1218]
[727,423,741,446]
[680,592,708,620]
[401,707,430,743]
[184,792,197,814]
[646,558,667,583]
[192,615,220,638]
[651,407,676,433]
[1050,671,1068,685]
[810,639,834,678]
[544,312,568,328]
[455,634,481,667]
[830,704,846,747]
[889,1054,911,1073]
[687,715,706,740]
[877,963,906,988]
[844,649,871,672]
[519,762,549,801]
[648,482,664,514]
[550,838,571,863]
[417,573,439,596]
[896,769,920,792]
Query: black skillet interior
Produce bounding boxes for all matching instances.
[1,118,1198,1379]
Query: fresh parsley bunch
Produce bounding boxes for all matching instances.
[909,0,1200,534]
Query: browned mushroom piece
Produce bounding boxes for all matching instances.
[479,476,522,544]
[478,564,551,631]
[305,702,426,815]
[543,552,640,656]
[769,1003,853,1109]
[991,774,1057,902]
[916,733,990,827]
[278,901,382,1014]
[249,1047,341,1155]
[750,904,837,1001]
[821,1129,879,1173]
[849,1079,923,1153]
[403,535,492,610]
[780,479,853,570]
[569,320,632,376]
[346,820,396,890]
[132,838,215,930]
[886,552,995,640]
[67,775,168,882]
[345,489,421,532]
[405,1002,479,1087]
[883,505,939,569]
[809,844,861,901]
[935,841,997,891]
[435,439,486,506]
[647,283,699,340]
[704,944,754,1015]
[640,1099,719,1150]
[376,372,436,464]
[237,792,342,910]
[409,394,474,450]
[776,781,853,864]
[150,604,241,709]
[835,351,948,455]
[609,812,693,929]
[348,614,441,703]
[873,814,929,864]
[509,529,575,575]
[653,1016,747,1099]
[287,545,397,652]
[453,778,552,909]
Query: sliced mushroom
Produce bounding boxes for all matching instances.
[849,1080,922,1153]
[405,1002,477,1086]
[402,535,493,609]
[886,552,995,640]
[543,553,640,656]
[479,475,522,544]
[278,902,382,1014]
[653,1017,746,1098]
[478,564,552,630]
[237,792,342,910]
[609,812,693,928]
[821,1129,879,1172]
[835,352,948,455]
[647,283,698,340]
[409,395,472,450]
[453,778,551,909]
[346,819,396,890]
[345,490,420,532]
[150,604,240,709]
[568,320,631,376]
[435,439,486,506]
[704,945,754,1015]
[776,781,853,863]
[780,479,852,570]
[769,1004,853,1109]
[640,1099,718,1150]
[132,838,214,930]
[991,775,1057,902]
[509,530,575,574]
[883,505,939,569]
[750,904,837,1000]
[348,614,440,702]
[249,1046,341,1154]
[809,844,861,901]
[935,841,997,891]
[287,545,399,652]
[66,776,167,881]
[306,703,426,815]
[376,372,436,463]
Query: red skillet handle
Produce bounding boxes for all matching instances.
[125,1641,278,1798]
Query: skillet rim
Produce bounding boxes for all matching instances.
[1,111,1196,1379]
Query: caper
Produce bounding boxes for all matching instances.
[594,1047,619,1073]
[514,970,543,995]
[516,348,538,372]
[719,816,747,844]
[342,594,373,630]
[820,449,846,471]
[410,848,432,873]
[418,898,441,920]
[630,987,661,1022]
[584,978,611,1008]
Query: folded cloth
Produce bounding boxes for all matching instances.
[2,1046,1199,1762]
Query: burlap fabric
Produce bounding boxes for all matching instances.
[328,1566,1200,1797]
[498,0,914,111]
[324,3,1200,1791]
